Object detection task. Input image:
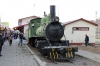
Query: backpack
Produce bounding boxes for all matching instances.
[19,34,23,39]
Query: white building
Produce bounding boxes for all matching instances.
[13,16,39,33]
[62,18,98,46]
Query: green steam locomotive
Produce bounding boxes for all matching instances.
[27,5,78,61]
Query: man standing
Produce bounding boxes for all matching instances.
[0,32,4,56]
[85,34,90,46]
[18,32,23,46]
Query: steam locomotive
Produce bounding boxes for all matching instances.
[28,5,78,60]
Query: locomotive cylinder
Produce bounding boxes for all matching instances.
[50,5,56,22]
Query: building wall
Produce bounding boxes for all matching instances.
[2,22,9,28]
[62,20,96,44]
[24,25,28,34]
[21,17,34,25]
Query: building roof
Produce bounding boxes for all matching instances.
[18,16,41,22]
[13,24,28,29]
[63,18,98,26]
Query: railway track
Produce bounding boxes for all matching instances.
[27,44,100,66]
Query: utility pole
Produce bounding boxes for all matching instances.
[0,15,1,24]
[0,15,1,31]
[95,11,97,20]
[57,7,59,17]
[33,3,35,16]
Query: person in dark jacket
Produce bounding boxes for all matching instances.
[18,32,23,46]
[0,32,4,56]
[85,34,90,46]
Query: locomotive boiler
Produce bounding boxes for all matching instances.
[28,5,78,60]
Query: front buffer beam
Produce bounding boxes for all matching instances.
[42,46,78,60]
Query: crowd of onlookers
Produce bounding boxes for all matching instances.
[0,31,26,57]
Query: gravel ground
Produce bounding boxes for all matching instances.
[28,45,100,66]
[78,46,100,54]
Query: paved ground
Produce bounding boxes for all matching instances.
[1,39,100,66]
[0,39,39,66]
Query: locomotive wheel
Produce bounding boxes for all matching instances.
[29,39,35,47]
[35,39,38,47]
[30,40,33,46]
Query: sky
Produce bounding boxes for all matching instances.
[0,0,100,28]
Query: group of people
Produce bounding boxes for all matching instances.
[13,33,19,39]
[11,32,25,46]
[0,31,25,57]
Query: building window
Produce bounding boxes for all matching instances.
[72,27,89,31]
[18,22,22,26]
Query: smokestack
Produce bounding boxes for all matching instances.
[50,5,56,22]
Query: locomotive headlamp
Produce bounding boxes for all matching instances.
[54,17,59,22]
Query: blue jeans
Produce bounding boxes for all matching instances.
[14,36,17,39]
[18,39,23,46]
